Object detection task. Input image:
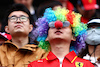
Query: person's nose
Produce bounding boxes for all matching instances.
[17,18,21,21]
[15,18,23,23]
[57,27,61,30]
[55,21,63,29]
[16,21,22,23]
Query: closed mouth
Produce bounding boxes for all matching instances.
[15,25,22,28]
[55,31,62,34]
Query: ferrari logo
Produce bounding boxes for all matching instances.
[88,0,92,3]
[75,62,83,67]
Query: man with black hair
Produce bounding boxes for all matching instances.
[0,4,47,67]
[28,7,94,67]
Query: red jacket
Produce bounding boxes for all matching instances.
[28,51,94,67]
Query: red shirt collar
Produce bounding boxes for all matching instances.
[65,51,77,63]
[47,51,57,60]
[47,51,77,63]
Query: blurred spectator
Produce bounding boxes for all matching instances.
[68,0,100,24]
[53,0,74,10]
[13,0,37,23]
[0,32,11,45]
[79,19,100,67]
[55,0,68,7]
[37,0,63,18]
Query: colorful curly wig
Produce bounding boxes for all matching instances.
[32,7,87,55]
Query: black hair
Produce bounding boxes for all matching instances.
[69,0,78,8]
[3,3,35,27]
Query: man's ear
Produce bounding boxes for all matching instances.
[71,35,76,41]
[29,24,33,32]
[45,37,48,41]
[5,26,10,33]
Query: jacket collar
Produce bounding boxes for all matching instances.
[4,40,38,52]
[46,51,77,63]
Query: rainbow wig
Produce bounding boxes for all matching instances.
[32,7,87,55]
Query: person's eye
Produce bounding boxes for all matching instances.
[20,16,28,21]
[10,17,17,21]
[11,17,16,19]
[21,17,26,19]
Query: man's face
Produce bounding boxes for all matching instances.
[46,26,73,42]
[14,0,33,9]
[85,23,100,45]
[5,11,33,35]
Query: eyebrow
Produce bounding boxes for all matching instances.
[20,15,27,17]
[9,15,28,17]
[9,15,17,17]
